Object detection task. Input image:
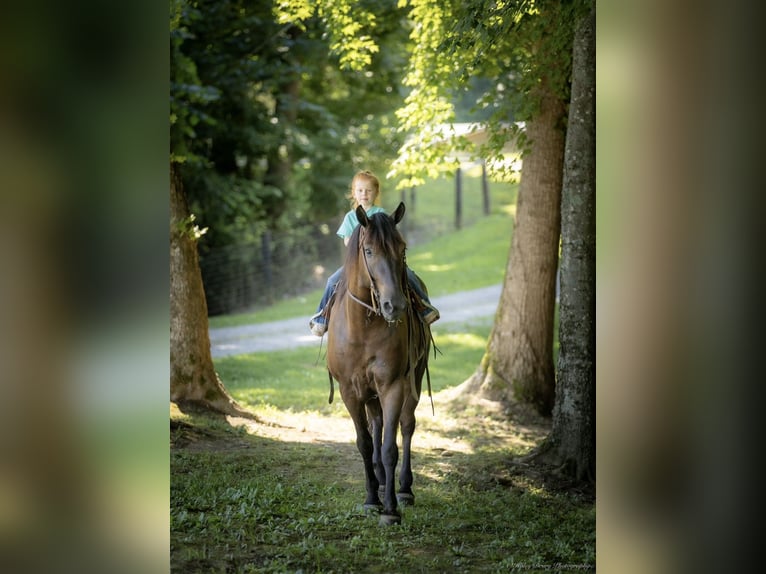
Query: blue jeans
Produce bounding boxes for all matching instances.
[314,267,344,320]
[313,267,431,324]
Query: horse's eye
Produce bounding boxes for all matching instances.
[364,248,373,256]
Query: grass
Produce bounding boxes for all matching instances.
[172,317,589,573]
[171,436,595,573]
[382,164,518,238]
[406,213,512,297]
[208,172,517,328]
[214,323,492,415]
[171,392,595,574]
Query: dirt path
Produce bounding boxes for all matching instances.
[222,384,549,454]
[172,379,555,508]
[209,283,501,357]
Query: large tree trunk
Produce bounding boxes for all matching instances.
[530,3,596,480]
[170,164,251,416]
[461,87,566,417]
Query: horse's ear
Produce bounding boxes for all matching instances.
[356,205,369,227]
[392,202,405,225]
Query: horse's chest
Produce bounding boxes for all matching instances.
[329,337,407,385]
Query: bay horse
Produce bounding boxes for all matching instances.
[326,202,432,526]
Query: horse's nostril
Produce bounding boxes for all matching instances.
[382,301,393,313]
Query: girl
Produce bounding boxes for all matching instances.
[309,170,439,336]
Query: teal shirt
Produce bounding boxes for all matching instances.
[336,205,387,240]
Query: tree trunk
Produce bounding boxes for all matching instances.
[530,3,596,480]
[462,86,566,417]
[170,164,252,416]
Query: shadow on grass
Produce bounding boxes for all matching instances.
[171,405,595,573]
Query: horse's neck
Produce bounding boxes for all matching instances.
[345,278,371,310]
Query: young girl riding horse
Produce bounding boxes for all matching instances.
[309,170,439,336]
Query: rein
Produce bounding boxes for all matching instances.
[347,226,388,317]
[347,289,378,315]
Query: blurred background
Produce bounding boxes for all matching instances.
[0,0,760,572]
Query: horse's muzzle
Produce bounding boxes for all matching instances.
[380,296,406,323]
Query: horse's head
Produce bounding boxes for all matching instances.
[348,202,408,323]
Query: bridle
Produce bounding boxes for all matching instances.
[347,226,408,321]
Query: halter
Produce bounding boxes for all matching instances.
[347,226,407,320]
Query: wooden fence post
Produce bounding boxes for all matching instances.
[482,160,490,215]
[261,229,274,304]
[455,166,462,230]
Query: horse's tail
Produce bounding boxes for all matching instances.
[327,371,335,404]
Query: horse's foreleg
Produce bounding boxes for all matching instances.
[379,384,405,525]
[398,400,417,506]
[345,400,381,510]
[366,400,386,491]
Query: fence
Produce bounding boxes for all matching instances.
[199,220,342,316]
[200,170,513,316]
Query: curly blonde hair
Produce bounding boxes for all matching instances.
[346,170,381,208]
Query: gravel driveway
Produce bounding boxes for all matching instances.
[209,284,501,358]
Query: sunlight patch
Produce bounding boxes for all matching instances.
[435,332,487,350]
[408,251,434,262]
[500,203,516,217]
[423,263,456,272]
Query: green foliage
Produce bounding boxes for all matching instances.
[170,0,221,165]
[173,213,208,241]
[275,0,396,71]
[170,0,413,314]
[390,0,588,186]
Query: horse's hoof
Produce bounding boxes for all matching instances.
[397,492,415,507]
[379,513,401,526]
[362,503,382,513]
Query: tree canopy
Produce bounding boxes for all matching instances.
[390,0,584,186]
[170,0,411,313]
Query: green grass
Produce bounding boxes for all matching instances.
[209,173,517,328]
[172,317,583,573]
[381,164,518,235]
[171,441,595,573]
[406,212,512,297]
[214,323,491,414]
